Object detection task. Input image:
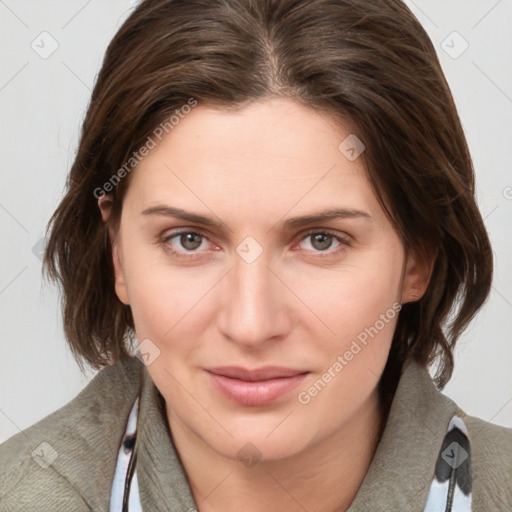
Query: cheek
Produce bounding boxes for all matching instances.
[121,242,209,342]
[299,274,401,424]
[303,246,403,337]
[128,273,207,342]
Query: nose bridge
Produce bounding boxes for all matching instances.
[218,245,288,345]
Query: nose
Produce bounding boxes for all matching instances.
[216,250,292,349]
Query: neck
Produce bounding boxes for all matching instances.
[166,389,385,512]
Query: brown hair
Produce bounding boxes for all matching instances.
[43,0,493,407]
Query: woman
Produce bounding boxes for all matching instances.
[1,0,510,510]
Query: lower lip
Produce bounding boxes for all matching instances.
[207,372,308,406]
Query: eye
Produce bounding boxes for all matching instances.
[160,230,212,258]
[159,228,351,260]
[296,229,351,256]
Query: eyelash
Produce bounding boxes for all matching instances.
[159,228,351,260]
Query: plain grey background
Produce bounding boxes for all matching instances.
[1,0,511,444]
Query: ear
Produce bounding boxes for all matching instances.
[401,248,436,304]
[98,195,130,305]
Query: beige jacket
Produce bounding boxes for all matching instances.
[1,354,511,511]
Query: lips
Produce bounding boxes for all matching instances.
[206,366,309,406]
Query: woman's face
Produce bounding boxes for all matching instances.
[109,97,427,461]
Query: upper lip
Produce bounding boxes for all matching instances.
[206,366,309,381]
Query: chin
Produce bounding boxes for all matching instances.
[201,420,314,463]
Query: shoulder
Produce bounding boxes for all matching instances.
[461,411,512,507]
[0,355,142,511]
[400,359,512,508]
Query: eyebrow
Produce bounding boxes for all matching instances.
[141,205,372,230]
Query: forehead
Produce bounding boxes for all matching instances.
[123,98,385,227]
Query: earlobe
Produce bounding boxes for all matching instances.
[401,249,436,304]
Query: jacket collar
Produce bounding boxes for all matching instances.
[346,357,460,510]
[133,356,461,511]
[45,354,142,511]
[136,363,198,511]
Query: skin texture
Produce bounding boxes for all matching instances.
[99,97,431,512]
